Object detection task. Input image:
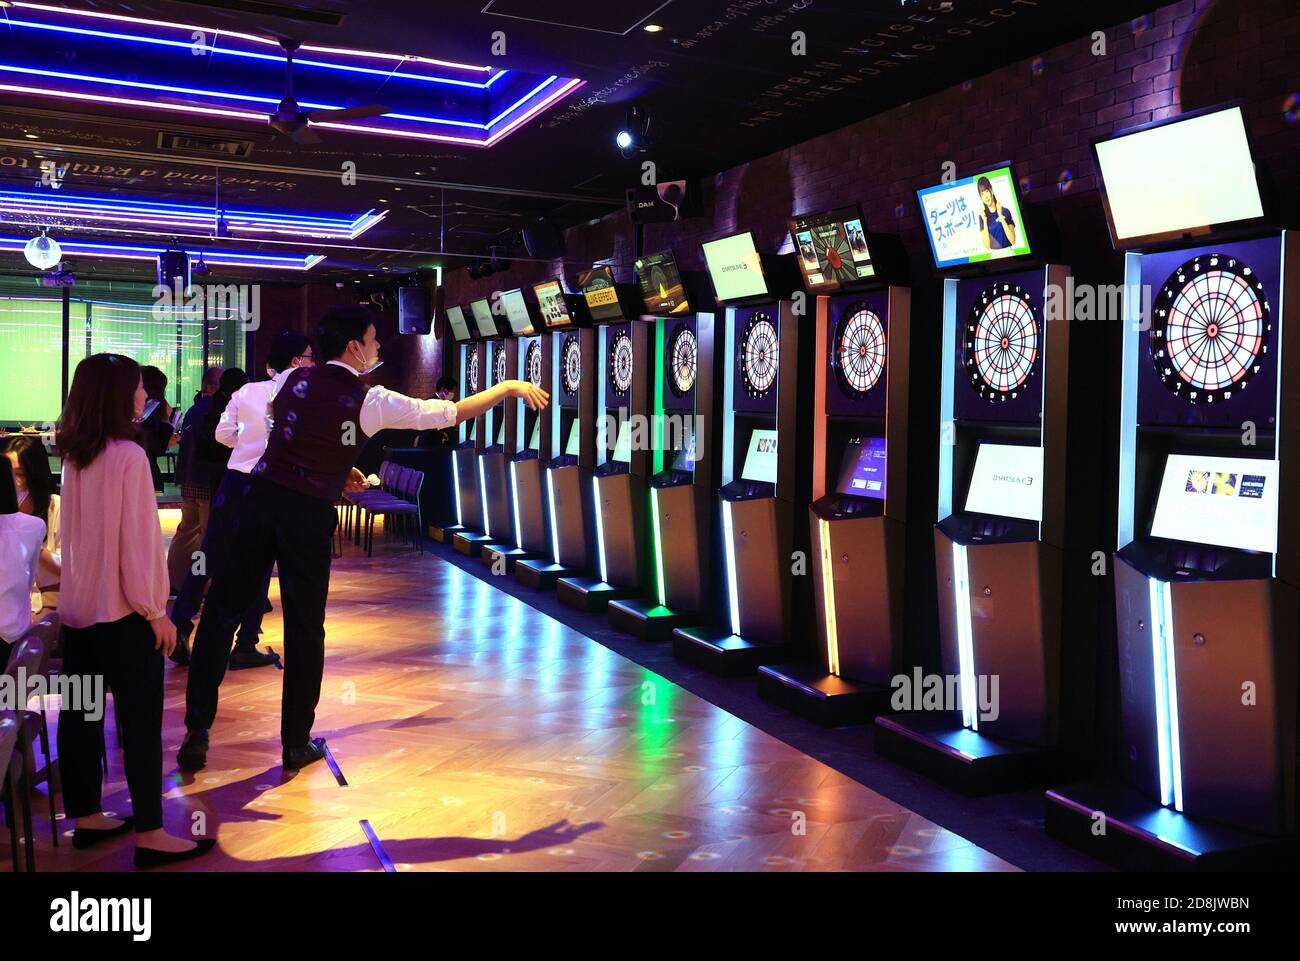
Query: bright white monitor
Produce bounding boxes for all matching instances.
[741,429,779,484]
[964,443,1043,521]
[1150,453,1277,554]
[1095,106,1263,245]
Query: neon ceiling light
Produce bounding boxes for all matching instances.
[0,188,385,240]
[0,63,568,134]
[0,235,324,270]
[1,17,499,88]
[1,5,582,146]
[10,2,496,73]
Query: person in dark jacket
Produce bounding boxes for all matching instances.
[166,366,223,592]
[138,366,175,492]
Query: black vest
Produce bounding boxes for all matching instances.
[253,365,368,502]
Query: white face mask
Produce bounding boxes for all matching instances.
[350,341,383,375]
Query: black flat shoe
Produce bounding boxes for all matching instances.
[177,729,209,772]
[229,646,280,671]
[134,837,216,870]
[283,737,328,771]
[72,816,135,850]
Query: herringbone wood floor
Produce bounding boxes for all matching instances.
[22,510,1016,872]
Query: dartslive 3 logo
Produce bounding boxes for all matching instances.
[49,892,151,942]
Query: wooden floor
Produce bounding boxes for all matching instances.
[21,510,1017,872]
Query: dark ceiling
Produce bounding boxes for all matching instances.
[0,0,1158,283]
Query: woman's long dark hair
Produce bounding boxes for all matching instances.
[0,456,18,514]
[202,368,248,438]
[3,435,56,524]
[57,353,142,470]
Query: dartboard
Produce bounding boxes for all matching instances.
[740,313,779,399]
[669,324,697,396]
[466,351,480,394]
[562,335,581,396]
[610,331,634,395]
[525,340,543,388]
[493,343,507,385]
[1151,254,1270,404]
[965,284,1039,401]
[834,306,886,396]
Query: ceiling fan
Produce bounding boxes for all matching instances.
[267,38,390,145]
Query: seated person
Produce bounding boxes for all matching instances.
[4,435,61,615]
[0,456,46,647]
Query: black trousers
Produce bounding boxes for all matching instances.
[185,476,336,749]
[172,469,274,646]
[58,614,164,832]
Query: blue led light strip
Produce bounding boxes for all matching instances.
[1147,576,1184,811]
[952,542,978,731]
[0,235,322,270]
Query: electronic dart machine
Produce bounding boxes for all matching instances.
[758,206,913,725]
[481,287,545,572]
[516,279,597,590]
[556,266,654,612]
[1046,104,1299,869]
[874,163,1074,792]
[672,231,808,675]
[430,303,476,543]
[608,248,721,640]
[454,296,510,556]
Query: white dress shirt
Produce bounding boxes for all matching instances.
[215,379,277,474]
[0,512,44,642]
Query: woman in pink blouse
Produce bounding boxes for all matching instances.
[57,353,215,869]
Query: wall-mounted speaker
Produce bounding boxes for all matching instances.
[398,284,432,335]
[520,218,565,259]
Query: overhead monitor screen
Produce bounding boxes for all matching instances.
[634,249,691,315]
[740,428,779,484]
[445,304,471,342]
[702,232,768,302]
[1150,453,1278,554]
[835,436,887,499]
[917,165,1032,269]
[1094,105,1264,247]
[533,279,573,328]
[470,298,497,338]
[500,288,535,335]
[789,206,875,292]
[579,265,624,322]
[964,443,1043,521]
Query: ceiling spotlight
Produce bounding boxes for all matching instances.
[615,104,652,158]
[23,230,61,271]
[644,24,663,33]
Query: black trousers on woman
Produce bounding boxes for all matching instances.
[185,476,335,749]
[58,614,164,831]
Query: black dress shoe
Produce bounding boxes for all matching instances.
[283,737,328,771]
[229,646,280,671]
[72,816,135,850]
[134,837,216,870]
[177,729,209,772]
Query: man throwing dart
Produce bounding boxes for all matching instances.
[179,306,549,772]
